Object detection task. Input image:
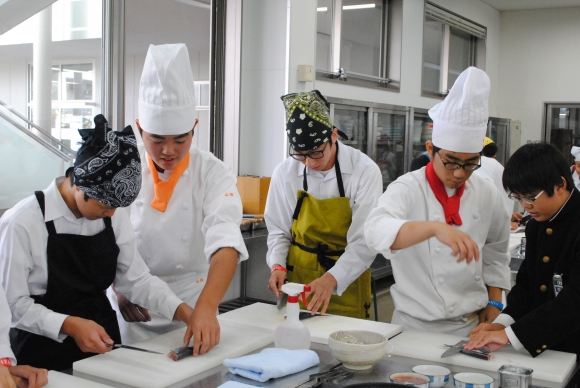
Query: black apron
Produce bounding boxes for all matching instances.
[10,191,122,371]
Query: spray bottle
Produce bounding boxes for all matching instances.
[274,282,311,350]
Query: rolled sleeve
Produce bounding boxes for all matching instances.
[265,165,294,269]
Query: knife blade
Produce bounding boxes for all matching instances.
[106,343,163,354]
[441,340,492,360]
[276,279,289,310]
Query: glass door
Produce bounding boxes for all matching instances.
[373,108,407,190]
[332,104,368,154]
[544,104,580,165]
[487,118,511,165]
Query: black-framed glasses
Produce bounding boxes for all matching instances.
[437,152,481,171]
[289,142,329,161]
[508,190,544,205]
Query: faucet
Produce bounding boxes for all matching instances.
[517,237,526,259]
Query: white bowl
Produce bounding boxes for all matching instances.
[328,330,388,370]
[390,372,431,388]
[413,365,451,388]
[454,372,494,388]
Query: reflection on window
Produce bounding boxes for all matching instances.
[422,2,486,97]
[316,0,401,88]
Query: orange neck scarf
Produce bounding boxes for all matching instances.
[147,152,190,212]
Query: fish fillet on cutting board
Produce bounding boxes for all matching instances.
[217,302,402,344]
[73,320,274,388]
[389,330,576,383]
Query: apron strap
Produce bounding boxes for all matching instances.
[335,142,345,197]
[291,238,345,271]
[34,191,57,236]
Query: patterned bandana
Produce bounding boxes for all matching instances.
[74,115,141,207]
[281,90,333,151]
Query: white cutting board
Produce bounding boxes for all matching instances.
[45,371,113,387]
[73,320,274,388]
[389,330,576,383]
[217,302,402,344]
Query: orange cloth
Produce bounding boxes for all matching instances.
[147,153,190,212]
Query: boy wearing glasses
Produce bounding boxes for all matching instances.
[466,143,580,357]
[265,90,382,319]
[364,67,511,335]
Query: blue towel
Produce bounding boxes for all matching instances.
[223,348,320,382]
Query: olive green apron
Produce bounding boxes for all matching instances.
[287,143,371,319]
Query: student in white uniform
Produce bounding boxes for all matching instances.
[0,115,193,371]
[266,90,382,319]
[364,67,511,336]
[108,44,248,355]
[0,285,47,388]
[570,146,580,191]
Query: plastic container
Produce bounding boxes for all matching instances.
[274,283,311,350]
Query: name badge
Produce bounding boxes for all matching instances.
[553,273,563,297]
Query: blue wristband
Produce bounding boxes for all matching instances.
[488,299,504,310]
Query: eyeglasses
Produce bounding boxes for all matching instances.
[508,190,545,205]
[289,142,329,161]
[437,152,481,171]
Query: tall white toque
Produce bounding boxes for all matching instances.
[138,43,196,135]
[429,67,490,153]
[571,146,580,162]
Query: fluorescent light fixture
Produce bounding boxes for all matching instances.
[343,4,375,10]
[317,6,328,12]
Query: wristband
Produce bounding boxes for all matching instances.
[0,358,12,366]
[488,299,504,310]
[271,265,287,274]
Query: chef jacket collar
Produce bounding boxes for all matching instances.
[43,177,85,224]
[296,141,353,178]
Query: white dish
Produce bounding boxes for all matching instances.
[390,372,431,388]
[454,372,494,388]
[413,364,451,388]
[328,330,387,370]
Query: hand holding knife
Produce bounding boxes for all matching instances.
[441,340,492,360]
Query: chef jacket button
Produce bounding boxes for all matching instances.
[433,216,440,221]
[473,214,479,219]
[182,203,189,210]
[477,301,483,307]
[181,235,190,242]
[176,264,184,270]
[143,167,149,173]
[475,275,481,281]
[543,256,550,263]
[542,345,547,349]
[434,248,441,254]
[183,170,189,176]
[135,233,141,238]
[536,349,542,354]
[438,278,444,285]
[540,285,548,292]
[136,201,143,206]
[546,228,553,235]
[449,307,454,313]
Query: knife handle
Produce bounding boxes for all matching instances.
[460,349,491,360]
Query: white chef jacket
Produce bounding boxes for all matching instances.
[109,144,248,344]
[474,157,513,217]
[0,285,16,365]
[364,168,511,335]
[0,177,183,343]
[265,141,383,295]
[571,166,580,191]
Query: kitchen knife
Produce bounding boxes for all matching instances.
[276,279,289,310]
[441,340,492,360]
[106,343,163,355]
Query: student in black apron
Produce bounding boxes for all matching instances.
[1,115,194,371]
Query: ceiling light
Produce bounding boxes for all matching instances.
[343,4,375,10]
[317,7,328,12]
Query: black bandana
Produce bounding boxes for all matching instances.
[74,115,141,207]
[281,90,333,151]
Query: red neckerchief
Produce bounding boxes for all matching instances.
[425,161,465,226]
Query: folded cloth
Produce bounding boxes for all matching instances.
[218,382,257,388]
[223,348,320,382]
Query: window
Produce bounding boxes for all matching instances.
[28,62,96,151]
[316,0,402,90]
[421,2,486,97]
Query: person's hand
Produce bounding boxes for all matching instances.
[433,224,480,263]
[305,273,337,315]
[7,366,48,388]
[116,290,151,323]
[511,212,523,230]
[268,269,287,298]
[183,304,220,357]
[0,365,16,388]
[466,325,509,351]
[60,316,114,354]
[478,305,502,324]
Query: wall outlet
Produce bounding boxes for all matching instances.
[297,65,314,82]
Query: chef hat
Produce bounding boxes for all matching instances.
[138,43,196,135]
[429,67,490,153]
[483,137,495,147]
[281,90,333,151]
[74,115,141,207]
[571,146,580,161]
